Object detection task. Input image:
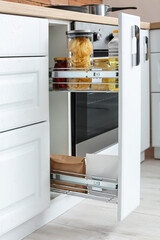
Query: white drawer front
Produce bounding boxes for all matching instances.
[151,53,160,92]
[0,122,50,236]
[0,14,48,57]
[150,30,160,53]
[0,57,48,132]
[152,93,160,146]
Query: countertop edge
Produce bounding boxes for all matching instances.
[0,1,151,29]
[0,1,118,26]
[150,22,160,30]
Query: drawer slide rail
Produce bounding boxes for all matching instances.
[50,170,118,203]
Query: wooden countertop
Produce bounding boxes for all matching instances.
[0,0,150,29]
[150,22,160,30]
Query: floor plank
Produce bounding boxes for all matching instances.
[24,159,160,240]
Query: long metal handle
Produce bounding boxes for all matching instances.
[144,36,149,61]
[110,7,137,12]
[132,25,140,66]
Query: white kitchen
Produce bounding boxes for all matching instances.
[0,1,160,239]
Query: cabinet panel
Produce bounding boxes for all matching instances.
[0,57,48,132]
[0,122,50,236]
[140,30,150,152]
[0,14,48,57]
[118,13,141,221]
[152,93,160,146]
[150,30,160,53]
[151,53,160,92]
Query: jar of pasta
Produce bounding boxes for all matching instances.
[92,58,109,91]
[66,30,93,90]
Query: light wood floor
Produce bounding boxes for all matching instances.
[25,159,160,240]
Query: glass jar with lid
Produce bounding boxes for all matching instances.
[92,58,109,91]
[66,30,93,90]
[53,57,67,89]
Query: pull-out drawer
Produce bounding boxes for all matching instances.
[50,13,141,222]
[151,53,160,92]
[0,14,48,57]
[0,122,50,236]
[0,57,48,132]
[152,93,160,146]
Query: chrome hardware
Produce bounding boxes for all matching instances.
[132,25,140,66]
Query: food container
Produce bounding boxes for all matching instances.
[92,58,109,90]
[108,57,119,91]
[53,57,67,89]
[66,30,93,90]
[50,154,87,193]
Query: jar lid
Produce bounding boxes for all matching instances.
[66,30,93,36]
[54,57,67,61]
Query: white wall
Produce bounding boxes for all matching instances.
[103,0,160,22]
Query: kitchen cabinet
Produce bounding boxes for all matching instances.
[0,14,50,238]
[151,53,160,92]
[150,29,160,158]
[49,13,141,222]
[0,12,142,239]
[152,94,160,146]
[0,14,48,57]
[0,122,50,236]
[0,57,49,132]
[140,30,150,160]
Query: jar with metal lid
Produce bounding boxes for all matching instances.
[92,58,109,90]
[53,57,67,89]
[108,30,119,91]
[66,30,93,90]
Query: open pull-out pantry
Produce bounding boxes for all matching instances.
[48,13,141,222]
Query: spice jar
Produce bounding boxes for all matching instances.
[53,57,67,89]
[92,58,109,90]
[66,30,93,90]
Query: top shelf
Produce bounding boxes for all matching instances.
[49,67,119,92]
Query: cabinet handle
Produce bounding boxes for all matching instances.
[132,25,140,66]
[144,36,149,61]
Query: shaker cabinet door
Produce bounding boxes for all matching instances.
[0,122,50,236]
[118,13,141,221]
[0,57,48,132]
[151,53,160,92]
[152,93,160,146]
[0,14,48,57]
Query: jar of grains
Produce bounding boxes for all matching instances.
[92,58,110,91]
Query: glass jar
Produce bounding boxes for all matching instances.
[108,57,119,91]
[92,58,109,90]
[53,57,67,89]
[108,30,119,91]
[66,30,93,90]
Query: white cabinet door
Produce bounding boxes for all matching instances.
[0,57,48,132]
[140,30,150,152]
[0,14,48,57]
[150,29,160,53]
[118,13,141,221]
[151,53,160,92]
[0,122,50,236]
[152,93,160,146]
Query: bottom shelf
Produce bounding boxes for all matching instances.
[50,169,118,204]
[50,187,118,204]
